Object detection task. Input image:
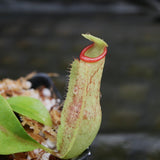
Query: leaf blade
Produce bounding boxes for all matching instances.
[7,96,52,127]
[0,95,55,155]
[0,95,42,154]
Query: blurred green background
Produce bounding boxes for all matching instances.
[0,0,160,159]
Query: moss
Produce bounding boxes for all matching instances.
[16,40,32,50]
[43,42,60,52]
[118,83,148,102]
[148,152,160,160]
[127,64,154,79]
[109,110,140,130]
[154,116,160,131]
[91,145,127,160]
[136,47,158,58]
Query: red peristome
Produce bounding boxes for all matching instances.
[80,43,107,63]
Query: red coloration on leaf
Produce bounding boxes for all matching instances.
[80,43,107,63]
[66,98,82,128]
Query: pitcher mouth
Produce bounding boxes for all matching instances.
[80,43,107,63]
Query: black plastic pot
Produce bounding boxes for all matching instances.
[74,148,91,160]
[29,73,91,160]
[29,72,62,100]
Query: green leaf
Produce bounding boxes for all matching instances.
[7,96,52,127]
[57,34,108,159]
[0,95,53,155]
